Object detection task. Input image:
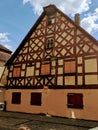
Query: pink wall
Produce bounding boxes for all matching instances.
[5,88,98,121]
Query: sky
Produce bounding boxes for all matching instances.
[0,0,98,52]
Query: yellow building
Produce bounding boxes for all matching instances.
[5,5,98,120]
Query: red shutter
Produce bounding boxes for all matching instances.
[64,61,76,73]
[41,64,50,75]
[13,67,20,77]
[67,93,83,109]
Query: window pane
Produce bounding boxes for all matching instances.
[12,92,21,104]
[31,93,41,106]
[46,38,53,49]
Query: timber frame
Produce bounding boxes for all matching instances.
[6,4,98,90]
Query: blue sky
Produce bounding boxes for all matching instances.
[0,0,98,52]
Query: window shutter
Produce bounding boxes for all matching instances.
[67,93,83,109]
[13,67,20,77]
[31,93,41,106]
[41,64,50,75]
[12,92,21,104]
[64,61,76,73]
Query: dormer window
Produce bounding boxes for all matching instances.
[48,16,55,25]
[46,38,54,49]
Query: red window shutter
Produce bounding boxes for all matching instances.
[64,62,70,73]
[75,94,83,108]
[67,93,83,109]
[13,67,20,77]
[12,92,21,104]
[31,93,41,106]
[64,61,76,73]
[70,61,76,73]
[41,64,50,75]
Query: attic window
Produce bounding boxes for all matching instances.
[46,38,54,49]
[48,16,55,25]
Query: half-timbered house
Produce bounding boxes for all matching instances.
[5,5,98,120]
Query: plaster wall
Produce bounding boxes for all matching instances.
[5,88,98,121]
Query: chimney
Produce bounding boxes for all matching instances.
[75,13,80,26]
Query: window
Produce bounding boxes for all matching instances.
[64,61,76,73]
[31,93,41,106]
[12,92,21,104]
[13,66,21,77]
[41,64,50,75]
[46,38,53,49]
[67,93,83,109]
[48,17,55,25]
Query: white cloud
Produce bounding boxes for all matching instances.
[81,8,98,33]
[0,33,12,51]
[23,0,91,15]
[0,33,10,43]
[23,0,98,35]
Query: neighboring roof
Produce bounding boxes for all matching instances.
[0,44,12,62]
[5,4,98,66]
[0,44,12,54]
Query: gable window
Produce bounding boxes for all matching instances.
[46,38,54,49]
[64,61,76,73]
[41,63,50,75]
[13,66,21,77]
[12,92,21,104]
[30,93,41,106]
[67,93,83,109]
[48,16,55,25]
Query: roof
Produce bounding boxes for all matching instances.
[0,44,12,54]
[0,44,12,62]
[5,4,98,66]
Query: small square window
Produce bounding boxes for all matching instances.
[46,38,53,49]
[31,93,41,106]
[67,93,83,109]
[12,92,21,104]
[48,17,55,25]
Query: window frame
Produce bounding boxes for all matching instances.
[67,93,83,109]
